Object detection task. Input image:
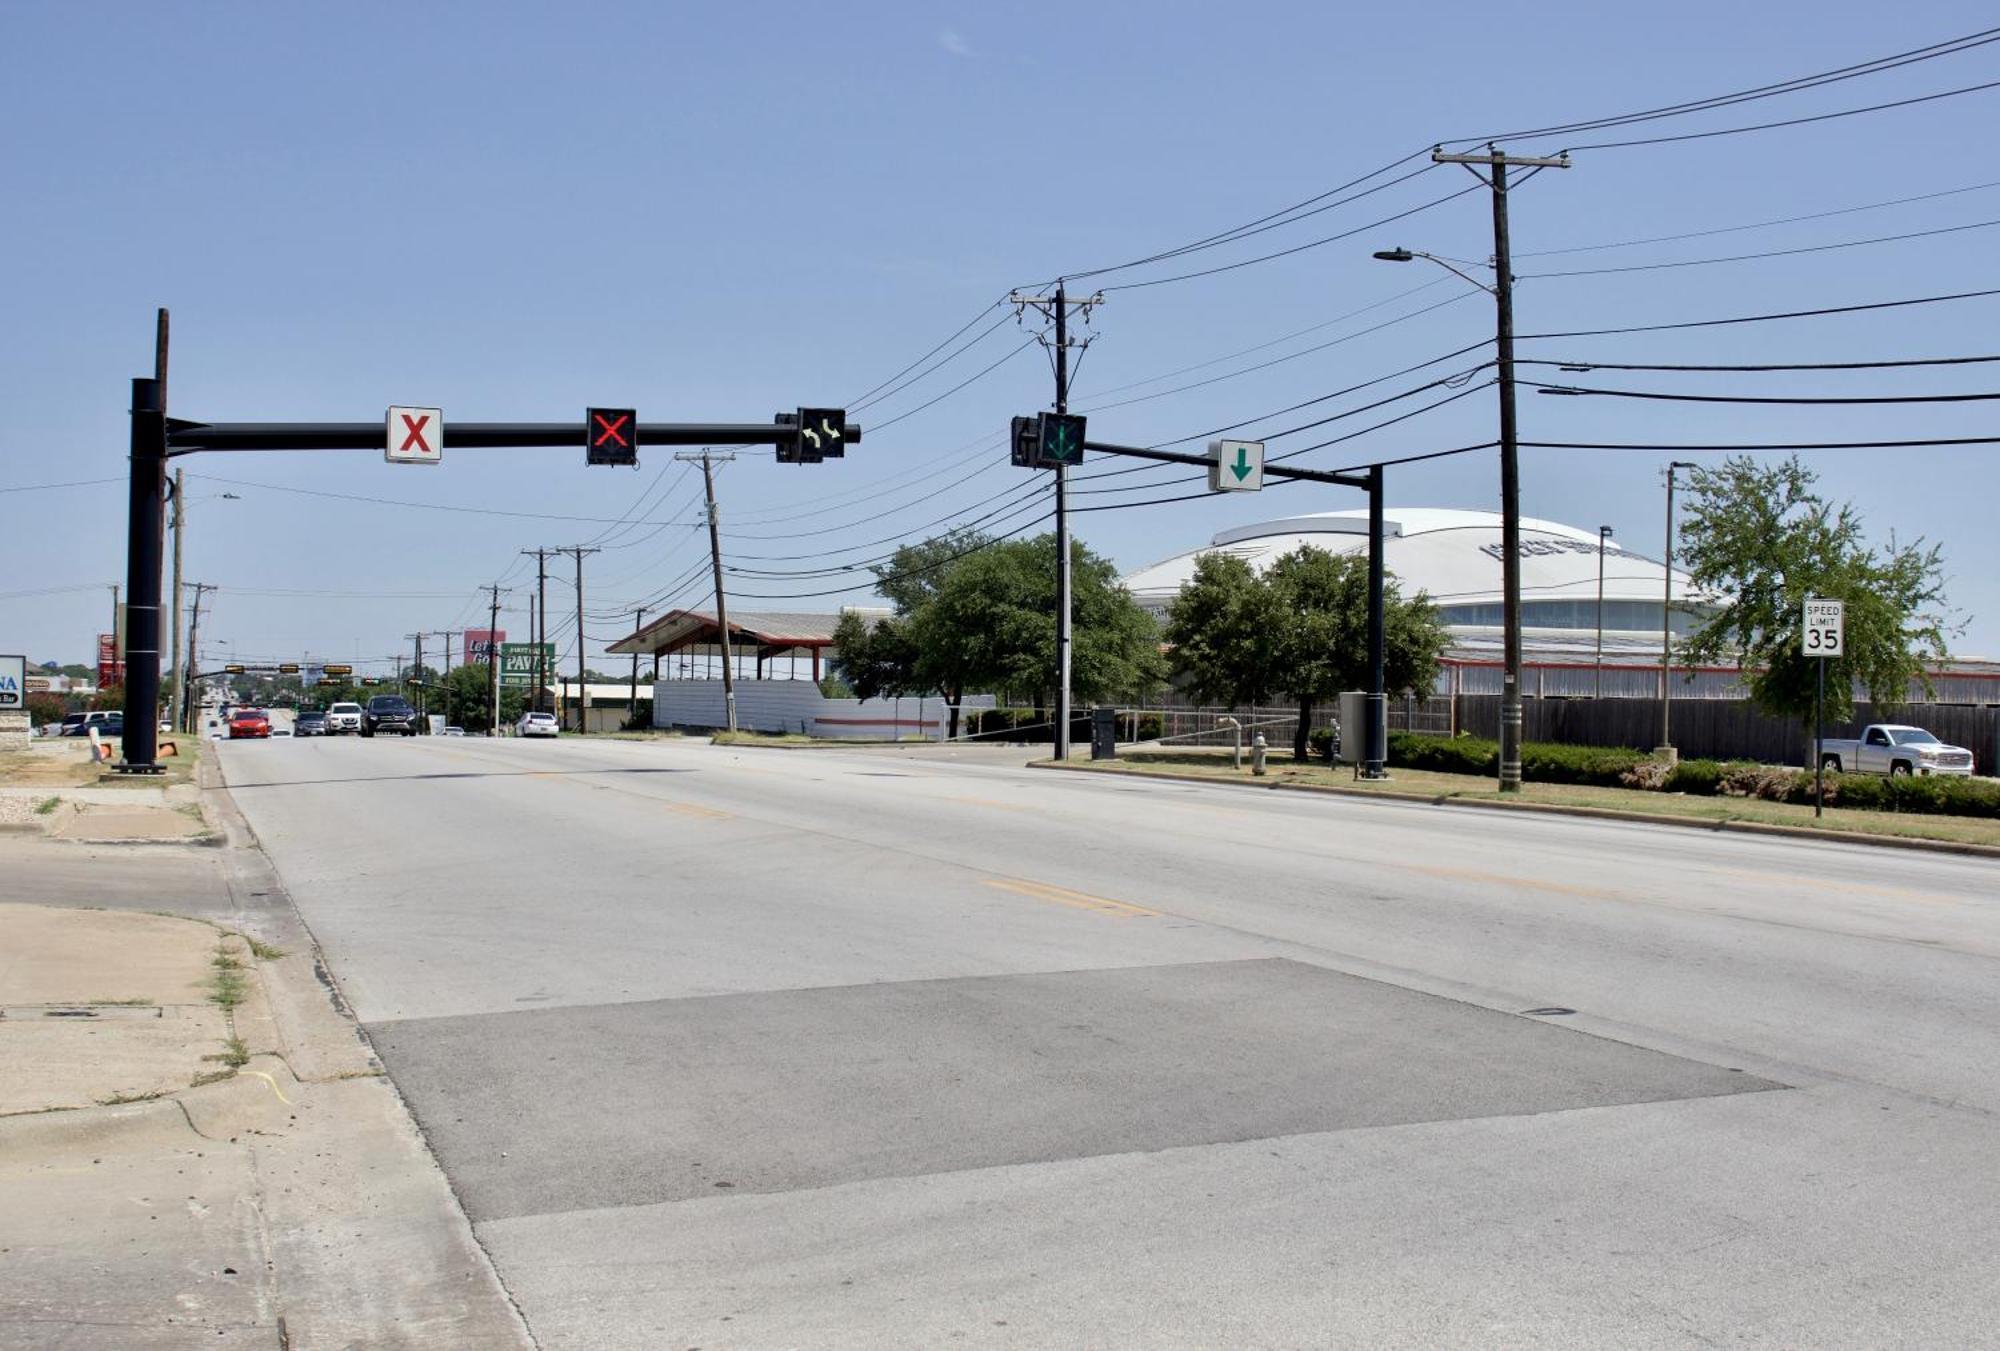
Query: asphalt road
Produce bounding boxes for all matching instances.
[216,733,2000,1348]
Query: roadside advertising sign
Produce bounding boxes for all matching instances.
[0,654,25,709]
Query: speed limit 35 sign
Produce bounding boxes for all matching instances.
[1803,598,1844,657]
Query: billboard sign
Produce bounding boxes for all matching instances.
[499,643,555,687]
[96,633,125,688]
[465,629,506,666]
[0,654,24,710]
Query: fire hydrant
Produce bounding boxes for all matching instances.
[1251,732,1268,776]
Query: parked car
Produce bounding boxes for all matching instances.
[228,708,272,739]
[294,710,328,737]
[325,702,363,735]
[59,710,122,737]
[443,725,466,737]
[361,695,419,737]
[515,711,560,739]
[1818,724,1975,777]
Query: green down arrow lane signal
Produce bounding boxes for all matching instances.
[1208,439,1264,492]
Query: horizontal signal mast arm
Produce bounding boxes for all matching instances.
[1082,439,1373,489]
[164,421,863,454]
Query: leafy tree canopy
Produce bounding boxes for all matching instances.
[1677,454,1953,726]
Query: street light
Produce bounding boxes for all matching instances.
[1659,462,1699,754]
[1596,525,1613,699]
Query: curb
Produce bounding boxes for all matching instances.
[1033,760,2000,861]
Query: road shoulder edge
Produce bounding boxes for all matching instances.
[1032,759,2000,860]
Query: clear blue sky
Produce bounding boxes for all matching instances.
[5,1,1998,674]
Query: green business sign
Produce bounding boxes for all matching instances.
[498,643,555,686]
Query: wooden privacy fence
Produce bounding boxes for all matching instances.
[1445,695,2000,776]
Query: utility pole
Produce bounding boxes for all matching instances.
[1595,525,1613,699]
[483,585,507,735]
[550,546,600,733]
[182,582,214,732]
[168,469,185,732]
[675,451,739,732]
[1426,144,1570,792]
[1006,284,1102,759]
[630,607,644,724]
[405,632,425,724]
[521,548,549,713]
[1658,461,1698,755]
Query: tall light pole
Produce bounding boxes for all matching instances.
[1595,525,1613,699]
[1659,461,1698,754]
[1375,144,1567,793]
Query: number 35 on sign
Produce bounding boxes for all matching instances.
[1802,598,1844,657]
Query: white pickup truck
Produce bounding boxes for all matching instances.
[1818,724,1976,777]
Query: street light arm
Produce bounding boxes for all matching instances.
[1413,251,1499,297]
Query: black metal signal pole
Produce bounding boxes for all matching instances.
[1366,466,1387,779]
[118,377,167,772]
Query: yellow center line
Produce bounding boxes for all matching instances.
[659,800,732,821]
[983,878,1158,918]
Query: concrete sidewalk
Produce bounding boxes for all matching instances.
[0,812,530,1345]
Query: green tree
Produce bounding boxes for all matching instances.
[1677,455,1953,726]
[1162,552,1285,708]
[434,662,525,734]
[1267,546,1446,760]
[829,530,1165,738]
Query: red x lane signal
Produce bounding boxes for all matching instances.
[586,407,638,466]
[385,406,443,465]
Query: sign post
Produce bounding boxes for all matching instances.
[1804,597,1845,819]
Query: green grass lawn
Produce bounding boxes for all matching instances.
[1061,750,2000,849]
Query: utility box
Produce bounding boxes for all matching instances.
[1335,691,1365,764]
[1090,706,1118,761]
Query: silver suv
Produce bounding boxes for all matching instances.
[325,702,363,735]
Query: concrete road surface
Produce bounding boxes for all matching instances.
[215,733,2000,1348]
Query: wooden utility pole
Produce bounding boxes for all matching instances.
[550,547,600,732]
[674,451,739,732]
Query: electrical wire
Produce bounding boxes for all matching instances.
[1562,75,2000,153]
[1519,215,2000,278]
[1519,353,2000,373]
[1523,435,2000,452]
[1527,383,2000,405]
[1516,286,2000,339]
[728,506,1057,601]
[1515,178,2000,258]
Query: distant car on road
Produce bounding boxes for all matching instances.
[228,708,272,739]
[325,702,363,735]
[1819,724,1975,777]
[294,710,328,738]
[515,711,559,739]
[443,725,466,737]
[362,694,418,737]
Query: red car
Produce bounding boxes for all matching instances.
[228,708,272,739]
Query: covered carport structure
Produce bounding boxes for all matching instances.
[605,608,850,682]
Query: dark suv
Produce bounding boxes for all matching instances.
[361,695,418,737]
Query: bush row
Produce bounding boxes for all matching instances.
[1385,732,2000,819]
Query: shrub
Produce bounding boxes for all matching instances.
[1663,758,1727,795]
[1388,731,1496,775]
[1880,773,2000,817]
[1620,759,1673,791]
[1306,725,1337,760]
[1719,763,1809,802]
[1520,742,1648,785]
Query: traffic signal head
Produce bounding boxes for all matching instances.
[1010,415,1041,468]
[361,677,382,687]
[323,664,353,676]
[223,664,246,675]
[278,663,300,675]
[586,407,638,467]
[1037,412,1086,467]
[773,411,800,463]
[795,408,847,463]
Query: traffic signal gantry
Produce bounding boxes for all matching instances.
[1007,414,1394,780]
[118,317,859,773]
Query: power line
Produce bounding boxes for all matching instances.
[0,477,124,495]
[1519,353,2000,373]
[1516,286,2000,339]
[1516,178,2000,258]
[727,506,1057,601]
[1520,214,2000,278]
[1523,435,2000,452]
[1529,383,2000,405]
[1450,26,2000,144]
[1563,75,2000,153]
